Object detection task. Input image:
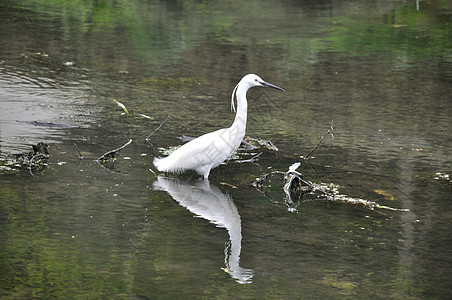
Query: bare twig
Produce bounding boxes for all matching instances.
[146,114,171,146]
[237,152,263,164]
[97,139,133,163]
[303,120,334,159]
[73,142,83,159]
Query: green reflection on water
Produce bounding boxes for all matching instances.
[327,3,452,60]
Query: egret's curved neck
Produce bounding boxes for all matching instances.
[232,85,248,129]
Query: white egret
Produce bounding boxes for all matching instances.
[153,74,284,179]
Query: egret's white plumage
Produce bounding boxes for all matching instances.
[153,74,284,179]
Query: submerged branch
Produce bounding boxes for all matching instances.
[253,170,286,188]
[97,139,132,169]
[253,162,409,212]
[309,181,409,212]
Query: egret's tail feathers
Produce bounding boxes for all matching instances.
[153,157,163,171]
[153,156,185,174]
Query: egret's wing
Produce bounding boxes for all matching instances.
[155,128,233,172]
[176,129,231,166]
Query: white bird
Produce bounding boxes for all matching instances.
[153,74,284,179]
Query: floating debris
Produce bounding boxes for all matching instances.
[138,113,153,119]
[220,182,238,189]
[434,172,451,182]
[242,136,278,151]
[1,142,50,175]
[113,99,131,116]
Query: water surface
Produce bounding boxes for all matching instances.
[1,0,451,298]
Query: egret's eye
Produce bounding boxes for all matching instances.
[255,79,258,82]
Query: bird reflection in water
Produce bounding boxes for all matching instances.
[153,176,254,284]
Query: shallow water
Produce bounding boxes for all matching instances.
[1,0,451,298]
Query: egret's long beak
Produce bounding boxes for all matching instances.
[261,81,285,92]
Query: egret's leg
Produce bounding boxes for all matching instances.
[203,168,211,180]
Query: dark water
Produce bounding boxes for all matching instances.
[1,0,451,298]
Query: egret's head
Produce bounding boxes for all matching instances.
[241,74,285,91]
[231,74,284,112]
